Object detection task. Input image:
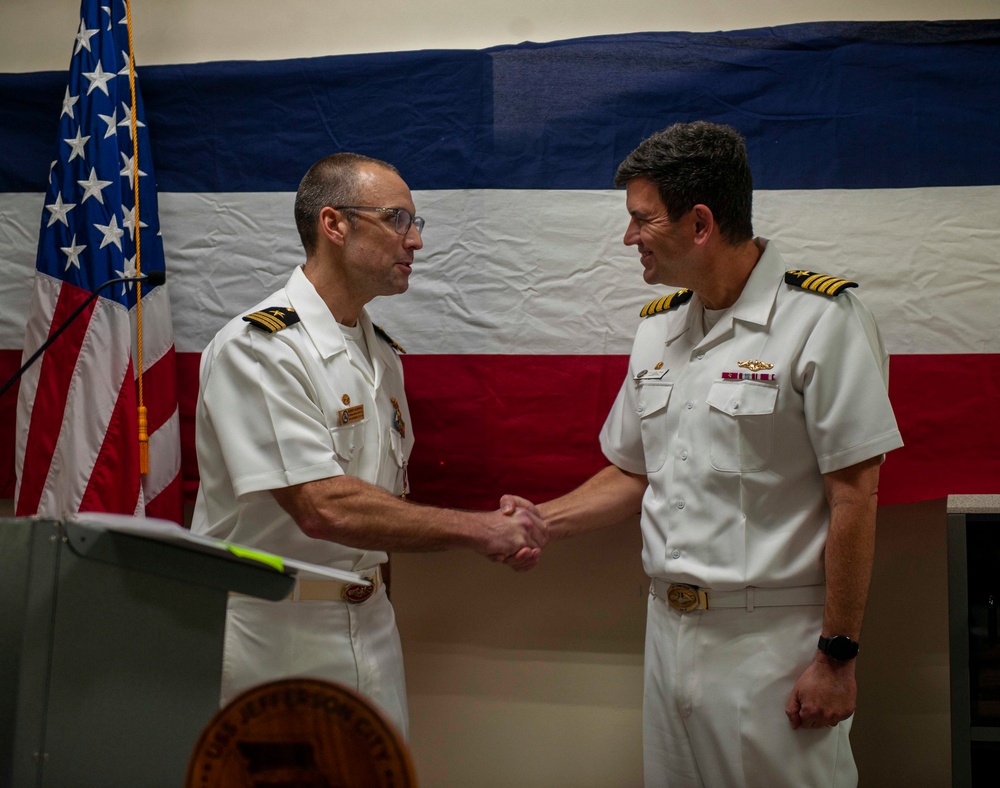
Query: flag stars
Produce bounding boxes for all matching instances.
[61,87,79,120]
[117,102,146,139]
[95,214,125,251]
[74,18,99,55]
[116,254,138,293]
[120,151,147,189]
[78,167,113,204]
[61,233,87,271]
[122,203,147,240]
[98,108,118,139]
[63,129,91,162]
[118,50,132,77]
[83,61,114,96]
[45,193,77,228]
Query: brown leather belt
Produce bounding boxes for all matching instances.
[651,579,825,613]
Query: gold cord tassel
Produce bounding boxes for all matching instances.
[138,404,149,473]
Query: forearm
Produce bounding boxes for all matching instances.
[539,464,647,541]
[271,475,533,555]
[821,457,881,641]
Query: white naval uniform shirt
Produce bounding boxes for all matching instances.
[600,239,903,590]
[191,264,414,572]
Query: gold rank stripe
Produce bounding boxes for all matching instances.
[640,288,693,318]
[248,312,284,331]
[242,306,301,333]
[784,270,858,297]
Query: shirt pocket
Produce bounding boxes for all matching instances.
[330,422,363,476]
[706,381,778,472]
[637,381,673,473]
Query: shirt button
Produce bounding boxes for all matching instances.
[697,354,705,360]
[680,450,688,460]
[686,400,694,409]
[671,549,681,559]
[676,500,685,509]
[637,405,644,413]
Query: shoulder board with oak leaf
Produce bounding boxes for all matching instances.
[373,324,407,354]
[640,289,693,318]
[784,270,858,297]
[242,306,300,333]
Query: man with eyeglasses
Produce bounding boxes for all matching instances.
[191,152,547,735]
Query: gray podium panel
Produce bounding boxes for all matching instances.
[0,518,294,788]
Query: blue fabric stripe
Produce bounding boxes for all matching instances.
[2,21,998,193]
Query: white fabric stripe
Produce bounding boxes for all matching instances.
[2,187,998,355]
[35,298,135,518]
[130,282,176,371]
[142,405,182,503]
[14,274,62,504]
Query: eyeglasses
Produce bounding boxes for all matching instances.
[334,206,425,236]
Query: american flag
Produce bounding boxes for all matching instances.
[13,0,181,522]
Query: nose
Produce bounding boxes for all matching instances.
[404,224,423,250]
[623,217,640,247]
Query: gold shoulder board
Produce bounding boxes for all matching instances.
[373,323,407,354]
[640,289,693,318]
[242,306,300,333]
[784,270,858,297]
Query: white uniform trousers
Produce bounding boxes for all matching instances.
[220,584,409,737]
[643,591,857,788]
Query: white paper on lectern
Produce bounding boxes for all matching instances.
[69,512,369,585]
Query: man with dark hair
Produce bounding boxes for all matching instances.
[193,153,547,735]
[513,122,902,785]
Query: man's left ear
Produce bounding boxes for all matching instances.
[691,204,714,245]
[319,206,348,246]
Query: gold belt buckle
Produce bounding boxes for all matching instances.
[666,583,708,613]
[342,578,376,604]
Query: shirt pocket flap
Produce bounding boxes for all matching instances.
[330,423,360,462]
[637,382,673,418]
[706,381,778,417]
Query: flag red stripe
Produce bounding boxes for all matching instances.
[15,282,94,516]
[145,471,183,521]
[176,350,201,503]
[80,358,141,514]
[142,345,179,435]
[4,350,999,511]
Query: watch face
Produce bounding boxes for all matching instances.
[820,635,860,661]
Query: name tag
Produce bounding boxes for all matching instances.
[338,404,365,425]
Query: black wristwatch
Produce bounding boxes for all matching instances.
[817,634,860,662]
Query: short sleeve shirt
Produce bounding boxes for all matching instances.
[600,239,903,589]
[191,266,414,573]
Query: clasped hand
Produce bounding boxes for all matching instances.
[483,494,548,571]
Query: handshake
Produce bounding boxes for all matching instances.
[476,493,549,572]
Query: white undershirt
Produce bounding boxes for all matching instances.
[339,321,374,380]
[702,306,728,333]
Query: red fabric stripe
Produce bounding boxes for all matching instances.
[15,283,94,516]
[3,350,999,510]
[145,472,183,521]
[176,350,201,503]
[141,345,179,434]
[401,354,624,510]
[880,353,1000,505]
[80,358,141,514]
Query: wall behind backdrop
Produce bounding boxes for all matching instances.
[2,2,998,787]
